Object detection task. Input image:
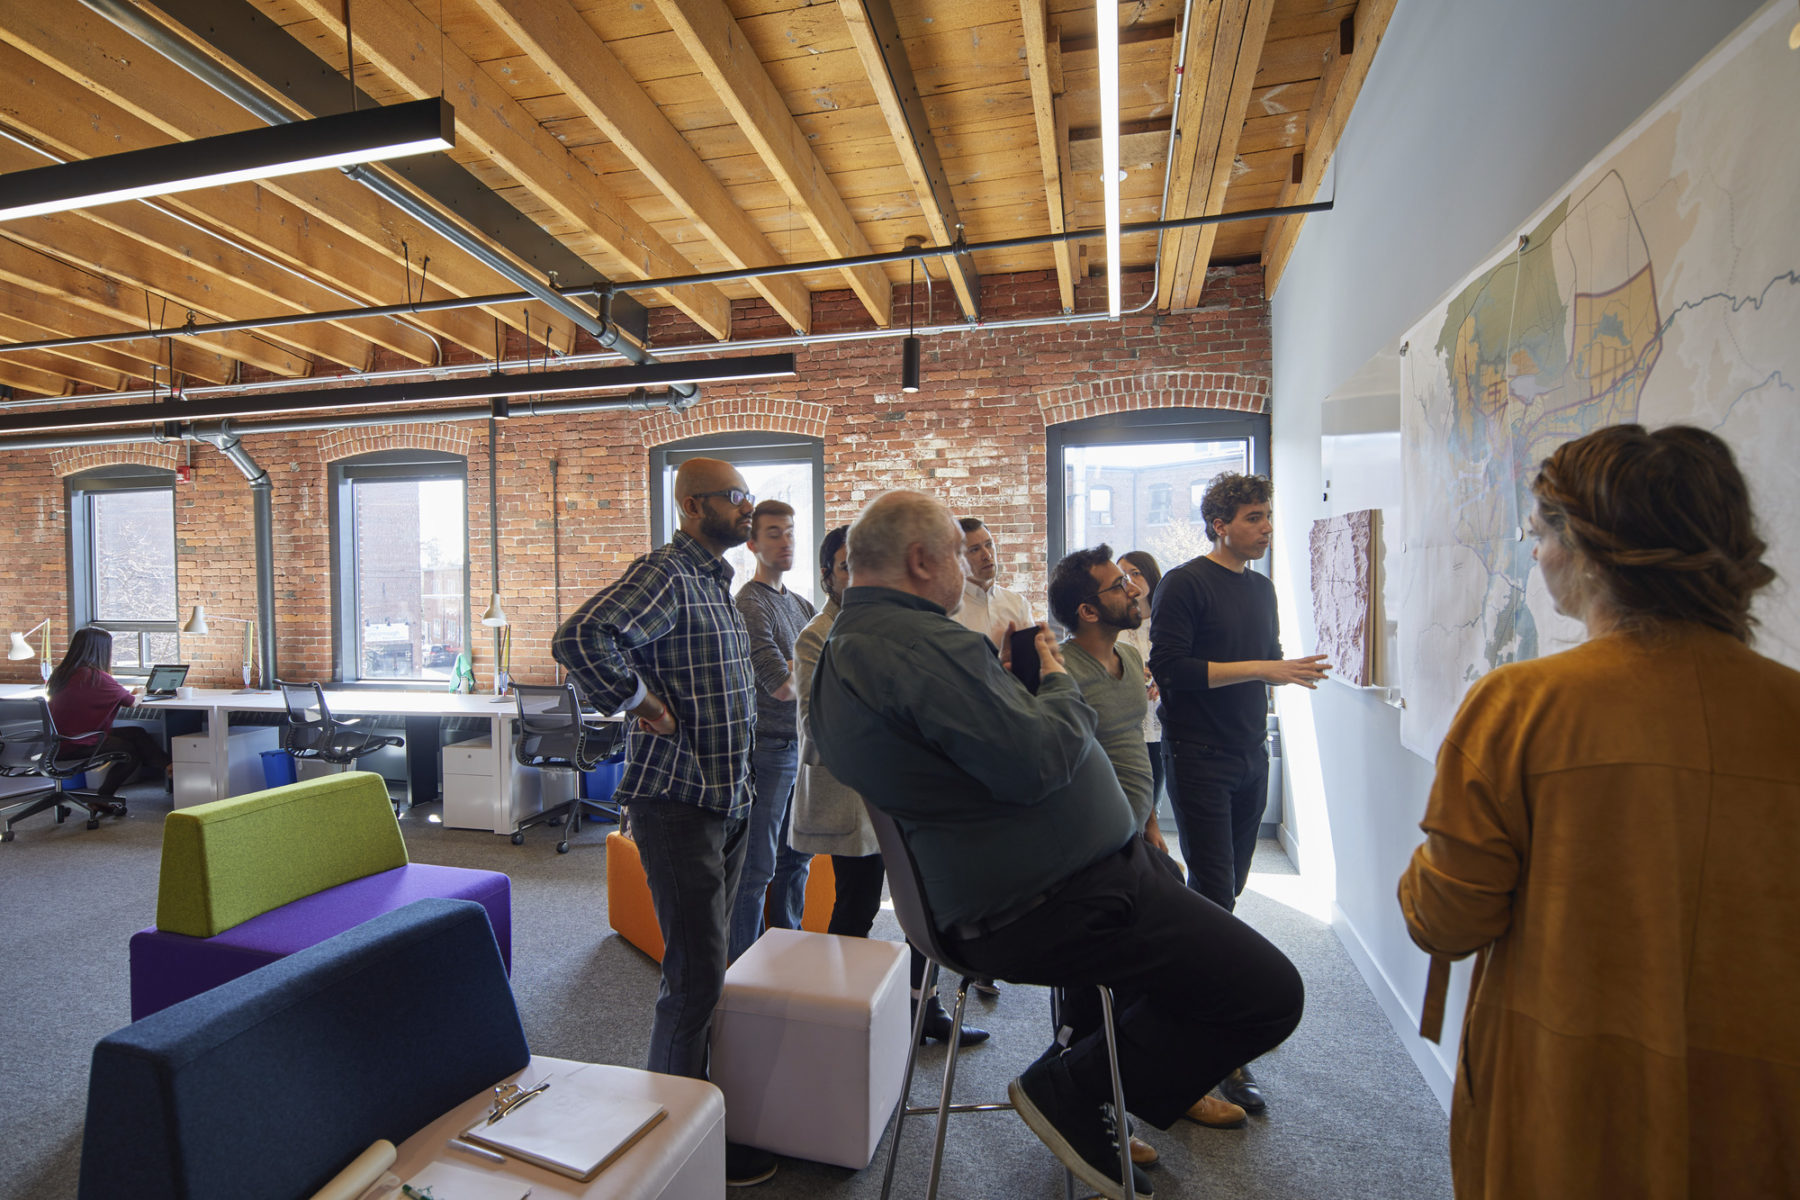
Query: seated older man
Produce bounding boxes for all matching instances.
[810,490,1304,1200]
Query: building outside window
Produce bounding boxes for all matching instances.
[650,432,826,611]
[1046,408,1268,572]
[329,451,468,683]
[67,466,179,673]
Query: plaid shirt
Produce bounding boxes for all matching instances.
[552,530,756,817]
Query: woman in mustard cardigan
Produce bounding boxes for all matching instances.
[1398,424,1800,1198]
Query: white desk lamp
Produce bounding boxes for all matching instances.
[7,618,52,682]
[181,606,263,692]
[480,593,511,699]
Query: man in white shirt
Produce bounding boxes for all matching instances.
[955,517,1035,648]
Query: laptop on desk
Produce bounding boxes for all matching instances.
[142,664,191,699]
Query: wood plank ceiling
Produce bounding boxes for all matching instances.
[0,0,1392,402]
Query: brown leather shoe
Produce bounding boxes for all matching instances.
[1128,1134,1158,1165]
[1182,1093,1247,1129]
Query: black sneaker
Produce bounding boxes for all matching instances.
[1219,1065,1266,1115]
[1008,1055,1152,1199]
[914,996,991,1046]
[725,1141,777,1187]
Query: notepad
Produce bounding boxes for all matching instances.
[459,1070,666,1183]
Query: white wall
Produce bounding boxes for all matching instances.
[1267,0,1767,1107]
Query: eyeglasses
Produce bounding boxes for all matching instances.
[691,488,755,507]
[1091,574,1133,601]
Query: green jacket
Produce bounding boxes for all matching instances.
[811,586,1135,926]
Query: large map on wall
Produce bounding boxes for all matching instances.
[1398,4,1800,758]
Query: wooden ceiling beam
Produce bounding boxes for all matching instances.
[836,0,982,319]
[0,3,556,358]
[282,0,737,340]
[472,0,813,334]
[0,238,307,377]
[1020,0,1076,311]
[1,203,371,373]
[0,356,79,398]
[653,0,894,327]
[1261,0,1396,296]
[0,282,237,386]
[1158,0,1275,311]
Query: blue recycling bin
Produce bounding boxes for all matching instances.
[580,754,625,818]
[260,749,298,788]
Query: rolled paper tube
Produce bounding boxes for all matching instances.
[306,1139,397,1200]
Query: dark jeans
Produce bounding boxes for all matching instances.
[1162,737,1269,912]
[945,837,1302,1128]
[628,800,749,1080]
[1147,740,1165,810]
[727,736,808,962]
[830,851,927,990]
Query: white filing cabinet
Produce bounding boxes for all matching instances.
[171,725,280,808]
[441,737,498,831]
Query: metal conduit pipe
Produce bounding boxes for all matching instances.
[79,0,698,409]
[195,426,279,688]
[0,388,680,452]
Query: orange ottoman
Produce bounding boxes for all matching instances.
[606,831,665,961]
[611,835,841,962]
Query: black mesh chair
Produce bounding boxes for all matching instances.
[275,681,404,773]
[509,681,625,854]
[0,696,134,842]
[863,798,1134,1200]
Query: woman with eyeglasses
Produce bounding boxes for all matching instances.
[1116,551,1166,813]
[1398,424,1800,1198]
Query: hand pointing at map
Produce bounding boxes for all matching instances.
[1267,654,1331,688]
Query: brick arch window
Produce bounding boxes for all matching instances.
[648,430,827,611]
[1046,407,1270,570]
[65,463,180,675]
[327,448,469,683]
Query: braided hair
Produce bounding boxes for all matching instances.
[1530,424,1775,642]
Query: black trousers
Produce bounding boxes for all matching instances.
[85,726,170,796]
[830,851,928,990]
[943,837,1303,1128]
[1163,737,1269,911]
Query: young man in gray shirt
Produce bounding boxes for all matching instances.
[728,499,816,963]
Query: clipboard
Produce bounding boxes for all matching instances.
[458,1070,666,1183]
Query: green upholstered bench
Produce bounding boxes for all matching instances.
[128,771,512,1017]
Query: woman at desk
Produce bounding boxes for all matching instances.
[47,627,170,800]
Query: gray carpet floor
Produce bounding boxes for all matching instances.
[0,783,1450,1200]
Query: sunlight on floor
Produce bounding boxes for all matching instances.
[1244,868,1334,925]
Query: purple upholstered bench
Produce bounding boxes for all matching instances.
[128,772,512,1020]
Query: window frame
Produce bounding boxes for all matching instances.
[1045,407,1271,567]
[648,430,827,605]
[327,449,470,687]
[65,464,180,677]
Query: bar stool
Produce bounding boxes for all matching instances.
[862,800,1136,1200]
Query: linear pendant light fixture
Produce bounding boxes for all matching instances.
[0,98,456,224]
[1097,0,1123,318]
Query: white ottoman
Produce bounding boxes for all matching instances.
[710,928,910,1168]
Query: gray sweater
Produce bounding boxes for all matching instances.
[734,579,815,740]
[811,586,1135,926]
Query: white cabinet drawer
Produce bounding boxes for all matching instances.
[171,734,211,764]
[441,739,494,777]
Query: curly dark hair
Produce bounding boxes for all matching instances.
[1047,544,1113,634]
[819,523,849,587]
[1199,473,1273,542]
[1531,424,1776,642]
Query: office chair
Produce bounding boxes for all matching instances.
[0,696,135,842]
[862,799,1135,1200]
[275,681,404,775]
[509,681,624,854]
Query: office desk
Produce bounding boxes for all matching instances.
[139,689,536,832]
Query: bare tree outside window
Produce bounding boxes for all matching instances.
[92,490,176,623]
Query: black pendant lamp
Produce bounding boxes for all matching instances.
[900,237,923,393]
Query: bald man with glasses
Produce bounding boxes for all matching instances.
[553,456,779,1187]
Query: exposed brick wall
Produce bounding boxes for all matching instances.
[0,265,1269,688]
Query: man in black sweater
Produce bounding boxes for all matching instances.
[1148,473,1328,1117]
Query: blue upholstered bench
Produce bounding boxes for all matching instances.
[81,898,529,1200]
